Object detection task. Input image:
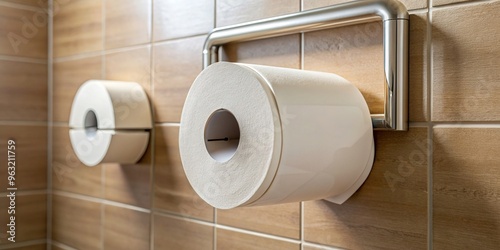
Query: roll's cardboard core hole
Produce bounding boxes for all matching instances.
[84,110,98,140]
[204,109,240,162]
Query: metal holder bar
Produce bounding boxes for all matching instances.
[202,0,409,130]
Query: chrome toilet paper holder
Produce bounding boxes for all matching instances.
[202,0,408,131]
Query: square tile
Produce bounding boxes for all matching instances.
[217,203,300,239]
[52,195,101,250]
[0,125,47,191]
[432,1,500,121]
[53,56,102,122]
[433,127,500,249]
[221,35,301,69]
[0,194,46,244]
[52,125,103,198]
[53,0,102,57]
[153,125,214,221]
[153,0,214,41]
[0,60,47,121]
[216,0,299,27]
[105,46,151,95]
[104,145,152,208]
[104,205,150,249]
[154,214,213,250]
[153,36,205,123]
[217,229,300,250]
[0,6,47,58]
[304,128,428,249]
[105,0,151,49]
[304,22,385,115]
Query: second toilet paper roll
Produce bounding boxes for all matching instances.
[69,80,152,167]
[180,62,374,209]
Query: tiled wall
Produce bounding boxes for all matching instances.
[0,0,48,249]
[1,0,496,249]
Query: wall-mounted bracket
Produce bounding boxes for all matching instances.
[202,0,409,130]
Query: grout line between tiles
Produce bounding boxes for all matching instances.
[0,120,48,126]
[149,0,156,249]
[213,208,217,250]
[46,0,53,249]
[409,122,431,128]
[427,1,433,249]
[433,123,500,128]
[302,241,344,250]
[432,0,491,10]
[49,240,78,250]
[101,2,106,248]
[153,211,302,245]
[217,224,302,245]
[52,50,102,63]
[0,1,44,12]
[52,190,151,213]
[154,33,210,46]
[0,239,47,249]
[0,55,47,64]
[300,202,305,250]
[53,34,208,63]
[0,189,46,196]
[408,7,430,14]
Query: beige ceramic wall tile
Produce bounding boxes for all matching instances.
[216,0,299,27]
[153,36,205,123]
[408,13,428,121]
[0,6,47,58]
[432,1,500,121]
[217,229,300,250]
[154,214,213,250]
[52,195,101,250]
[0,194,46,244]
[433,128,500,249]
[153,0,214,41]
[53,56,102,122]
[105,0,151,49]
[221,35,301,69]
[53,0,102,57]
[104,145,152,208]
[0,60,47,121]
[305,128,428,249]
[217,203,300,239]
[5,244,47,250]
[104,205,150,249]
[2,0,46,6]
[52,126,103,198]
[304,22,384,114]
[153,125,214,221]
[303,244,341,250]
[304,14,427,121]
[0,125,46,191]
[105,46,151,95]
[303,0,426,10]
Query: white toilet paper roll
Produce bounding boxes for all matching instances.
[180,62,374,209]
[69,130,150,166]
[69,80,152,167]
